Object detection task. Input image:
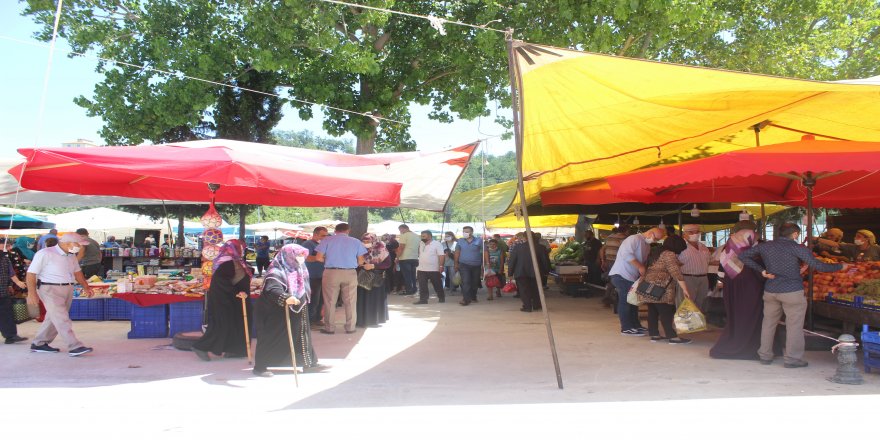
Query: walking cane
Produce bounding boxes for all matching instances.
[240,294,252,365]
[284,304,300,387]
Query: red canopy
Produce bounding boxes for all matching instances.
[540,179,633,206]
[606,139,880,208]
[11,144,403,207]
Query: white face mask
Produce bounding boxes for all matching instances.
[687,233,700,242]
[462,232,471,238]
[67,245,81,254]
[855,239,866,246]
[445,236,453,242]
[295,256,306,265]
[644,237,655,244]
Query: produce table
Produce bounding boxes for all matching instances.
[112,293,204,338]
[812,301,880,335]
[112,293,203,307]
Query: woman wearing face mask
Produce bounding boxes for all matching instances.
[191,239,253,362]
[356,233,391,328]
[252,244,319,377]
[442,232,457,292]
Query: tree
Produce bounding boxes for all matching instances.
[273,130,354,153]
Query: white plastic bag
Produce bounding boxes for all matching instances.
[674,298,707,334]
[626,280,642,306]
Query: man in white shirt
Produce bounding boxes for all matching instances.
[414,230,445,304]
[679,224,711,309]
[26,233,94,356]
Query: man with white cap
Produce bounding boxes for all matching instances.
[679,224,711,309]
[26,232,94,356]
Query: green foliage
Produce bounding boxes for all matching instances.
[273,130,354,154]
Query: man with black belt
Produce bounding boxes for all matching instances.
[316,223,368,335]
[679,224,711,309]
[26,232,94,356]
[76,228,105,279]
[303,227,328,327]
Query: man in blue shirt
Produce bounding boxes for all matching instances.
[302,227,328,326]
[254,236,271,277]
[454,226,483,305]
[609,227,665,336]
[739,222,846,368]
[316,223,368,334]
[37,229,58,250]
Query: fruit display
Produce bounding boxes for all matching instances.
[808,260,880,307]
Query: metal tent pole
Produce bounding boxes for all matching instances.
[803,172,817,331]
[506,32,563,389]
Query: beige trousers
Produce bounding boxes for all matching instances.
[322,269,358,332]
[758,290,808,363]
[33,284,84,350]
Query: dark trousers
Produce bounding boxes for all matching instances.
[308,277,323,323]
[647,303,677,338]
[610,274,642,331]
[398,259,418,295]
[417,271,445,302]
[255,257,270,276]
[516,276,541,310]
[0,296,17,339]
[81,263,105,279]
[459,262,481,302]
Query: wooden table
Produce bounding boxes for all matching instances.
[812,301,880,334]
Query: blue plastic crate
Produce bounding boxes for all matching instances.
[69,298,106,321]
[107,298,132,320]
[168,300,204,336]
[127,304,168,339]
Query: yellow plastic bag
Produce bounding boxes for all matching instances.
[674,298,707,334]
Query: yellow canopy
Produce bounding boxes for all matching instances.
[448,180,518,220]
[511,41,880,200]
[486,214,580,229]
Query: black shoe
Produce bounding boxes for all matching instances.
[345,330,356,334]
[668,338,692,345]
[412,300,428,305]
[650,336,667,342]
[30,343,60,353]
[69,346,93,357]
[439,298,446,303]
[319,329,335,335]
[5,335,27,344]
[784,359,808,368]
[759,359,773,365]
[459,300,470,306]
[252,369,274,377]
[192,347,211,361]
[520,307,533,312]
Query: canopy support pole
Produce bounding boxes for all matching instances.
[760,203,767,241]
[239,205,247,243]
[803,173,816,331]
[506,31,564,390]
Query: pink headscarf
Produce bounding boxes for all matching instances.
[265,244,311,311]
[719,229,756,279]
[213,239,253,276]
[361,233,389,264]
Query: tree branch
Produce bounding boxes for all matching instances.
[618,35,635,56]
[637,30,654,58]
[335,22,361,44]
[373,32,391,52]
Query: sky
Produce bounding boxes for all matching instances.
[0,2,514,159]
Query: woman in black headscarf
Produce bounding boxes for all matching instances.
[192,239,253,361]
[252,244,318,377]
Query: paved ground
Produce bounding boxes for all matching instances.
[2,286,877,436]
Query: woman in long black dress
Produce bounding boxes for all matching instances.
[192,239,252,361]
[356,233,389,328]
[253,244,318,377]
[710,221,765,359]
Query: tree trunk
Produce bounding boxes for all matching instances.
[347,131,377,238]
[177,206,185,247]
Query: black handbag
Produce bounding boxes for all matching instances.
[636,277,671,300]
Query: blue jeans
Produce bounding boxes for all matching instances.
[459,262,482,302]
[443,266,457,290]
[610,274,642,331]
[398,259,418,295]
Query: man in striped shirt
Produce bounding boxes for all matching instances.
[679,224,711,309]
